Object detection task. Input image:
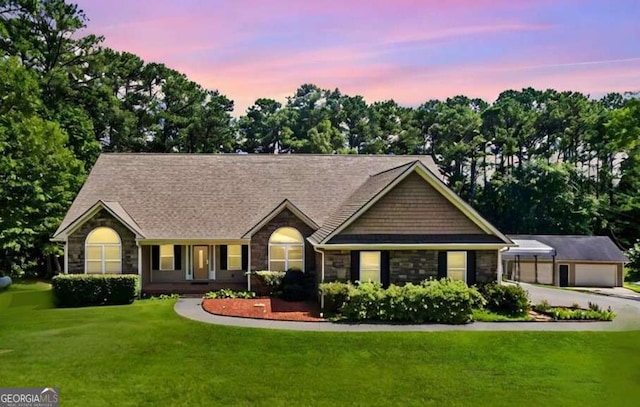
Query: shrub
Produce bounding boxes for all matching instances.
[319,281,352,313]
[148,294,180,301]
[51,274,139,307]
[625,241,640,281]
[250,271,286,296]
[535,300,551,312]
[478,282,530,317]
[340,279,485,324]
[205,289,256,299]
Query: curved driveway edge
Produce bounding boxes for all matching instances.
[175,283,640,332]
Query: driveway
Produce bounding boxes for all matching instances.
[520,282,640,330]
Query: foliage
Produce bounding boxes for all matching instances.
[624,241,640,281]
[339,279,485,325]
[204,289,256,299]
[51,274,139,307]
[319,281,353,313]
[250,271,286,296]
[532,302,616,321]
[478,283,530,317]
[147,294,180,301]
[0,57,84,278]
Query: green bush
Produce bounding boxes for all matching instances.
[204,289,255,299]
[319,281,352,313]
[478,282,530,317]
[148,294,180,301]
[250,271,286,296]
[340,279,485,324]
[532,302,615,321]
[51,274,139,307]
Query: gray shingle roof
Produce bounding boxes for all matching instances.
[508,235,628,262]
[308,162,415,243]
[55,154,441,240]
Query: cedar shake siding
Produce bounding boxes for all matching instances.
[67,208,138,274]
[250,208,317,272]
[340,172,483,235]
[323,249,498,284]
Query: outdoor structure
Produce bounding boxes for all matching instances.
[52,154,514,294]
[504,235,628,287]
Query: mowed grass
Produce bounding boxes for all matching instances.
[1,283,639,407]
[624,282,640,293]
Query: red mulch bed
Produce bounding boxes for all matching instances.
[201,298,325,322]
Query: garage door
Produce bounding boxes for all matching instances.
[574,264,617,287]
[517,263,553,285]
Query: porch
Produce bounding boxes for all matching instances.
[143,281,247,296]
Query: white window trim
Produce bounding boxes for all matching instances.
[359,251,381,283]
[447,251,467,282]
[227,244,243,271]
[159,244,175,271]
[85,227,122,274]
[268,228,305,272]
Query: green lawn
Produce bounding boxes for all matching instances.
[1,282,638,407]
[624,282,640,293]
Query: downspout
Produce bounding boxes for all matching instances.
[497,247,507,285]
[314,246,325,317]
[136,241,142,298]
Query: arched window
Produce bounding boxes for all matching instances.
[269,227,304,272]
[85,227,122,274]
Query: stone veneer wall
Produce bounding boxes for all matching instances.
[250,208,316,272]
[322,249,499,284]
[389,250,438,284]
[67,208,138,274]
[476,250,498,282]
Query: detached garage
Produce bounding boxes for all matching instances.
[504,235,628,287]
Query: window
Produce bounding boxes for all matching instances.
[360,251,381,283]
[447,251,466,282]
[269,227,304,272]
[160,245,174,270]
[85,227,121,274]
[227,245,242,271]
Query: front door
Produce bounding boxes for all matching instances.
[193,246,209,280]
[559,264,569,287]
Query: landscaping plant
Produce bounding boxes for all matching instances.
[51,274,140,307]
[205,289,256,299]
[478,282,530,317]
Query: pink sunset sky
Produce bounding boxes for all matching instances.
[76,0,640,114]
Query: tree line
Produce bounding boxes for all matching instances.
[1,0,639,277]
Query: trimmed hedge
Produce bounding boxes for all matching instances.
[478,282,530,317]
[52,274,140,307]
[319,281,352,313]
[249,269,316,301]
[321,279,485,324]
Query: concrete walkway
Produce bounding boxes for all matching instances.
[174,284,640,332]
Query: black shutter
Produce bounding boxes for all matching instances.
[151,245,159,270]
[466,251,477,286]
[350,250,360,283]
[437,251,447,279]
[220,245,228,270]
[174,245,182,270]
[242,245,249,271]
[380,251,390,288]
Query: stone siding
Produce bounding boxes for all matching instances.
[324,250,351,281]
[476,250,498,282]
[67,209,138,274]
[250,208,316,273]
[389,250,438,284]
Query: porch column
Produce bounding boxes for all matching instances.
[534,255,538,284]
[552,255,557,286]
[497,249,503,284]
[63,241,68,274]
[247,244,252,291]
[137,243,142,277]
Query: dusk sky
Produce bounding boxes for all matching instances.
[77,0,640,114]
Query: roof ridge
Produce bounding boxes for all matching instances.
[370,160,418,177]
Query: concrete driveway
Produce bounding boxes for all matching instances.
[520,282,640,330]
